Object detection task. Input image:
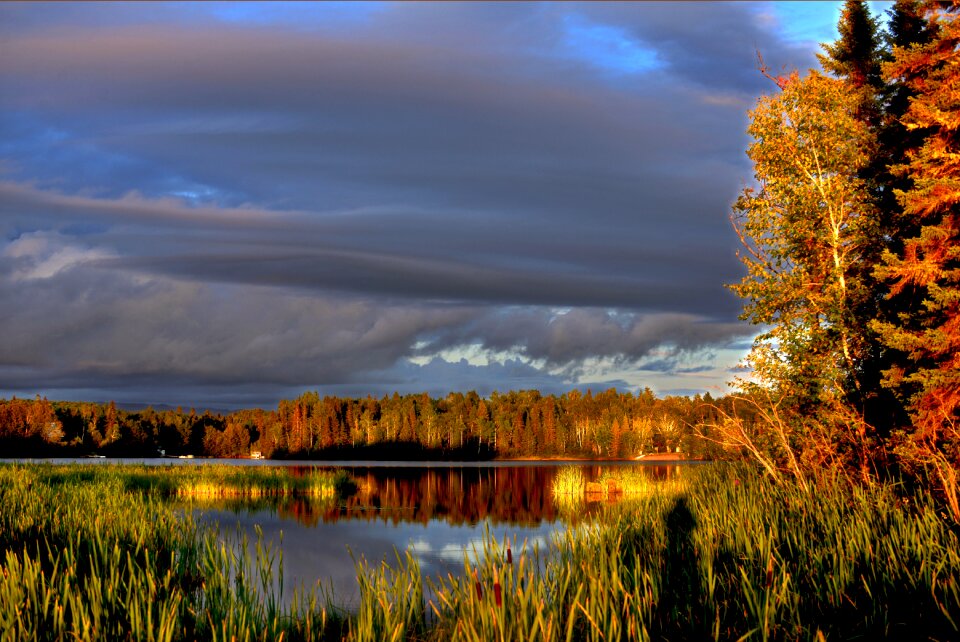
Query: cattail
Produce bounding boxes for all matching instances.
[494,575,502,607]
[474,567,483,600]
[506,544,513,565]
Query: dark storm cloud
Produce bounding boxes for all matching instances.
[1,181,738,315]
[0,239,477,392]
[0,230,748,388]
[0,2,823,404]
[1,20,748,235]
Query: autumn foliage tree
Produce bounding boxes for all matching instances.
[730,69,881,476]
[872,2,960,517]
[730,1,960,515]
[0,396,63,445]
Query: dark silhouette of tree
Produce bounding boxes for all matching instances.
[819,0,884,91]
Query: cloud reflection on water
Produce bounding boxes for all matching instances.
[193,463,680,605]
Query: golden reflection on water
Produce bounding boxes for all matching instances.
[182,464,684,527]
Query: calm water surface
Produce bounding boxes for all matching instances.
[12,458,687,606]
[191,462,686,605]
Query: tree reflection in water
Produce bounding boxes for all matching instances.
[189,463,685,607]
[188,464,682,527]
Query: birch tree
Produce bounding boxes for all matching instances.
[730,70,880,454]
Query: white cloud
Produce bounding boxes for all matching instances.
[4,231,113,281]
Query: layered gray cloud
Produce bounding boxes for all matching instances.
[0,182,740,313]
[0,2,829,406]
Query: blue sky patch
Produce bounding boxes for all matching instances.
[205,1,386,28]
[562,13,662,74]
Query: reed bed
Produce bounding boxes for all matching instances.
[596,466,689,498]
[549,466,587,515]
[116,463,357,498]
[2,462,959,640]
[423,465,960,641]
[0,464,350,642]
[550,466,586,497]
[550,465,688,503]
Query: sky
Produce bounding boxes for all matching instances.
[0,1,893,409]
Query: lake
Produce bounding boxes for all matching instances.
[7,458,689,607]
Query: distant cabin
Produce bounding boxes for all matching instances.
[250,451,264,460]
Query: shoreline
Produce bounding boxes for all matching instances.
[499,452,699,463]
[1,452,704,464]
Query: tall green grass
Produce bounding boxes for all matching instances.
[117,463,356,498]
[1,463,958,640]
[424,465,960,641]
[0,464,349,641]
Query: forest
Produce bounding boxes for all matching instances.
[719,0,959,519]
[0,389,744,460]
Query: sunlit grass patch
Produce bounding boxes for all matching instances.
[549,466,585,496]
[598,467,688,498]
[115,464,357,498]
[550,464,688,504]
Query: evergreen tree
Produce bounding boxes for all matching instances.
[815,0,899,436]
[877,0,935,248]
[872,1,960,518]
[859,0,937,436]
[819,0,884,91]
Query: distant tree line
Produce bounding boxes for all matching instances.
[0,390,757,460]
